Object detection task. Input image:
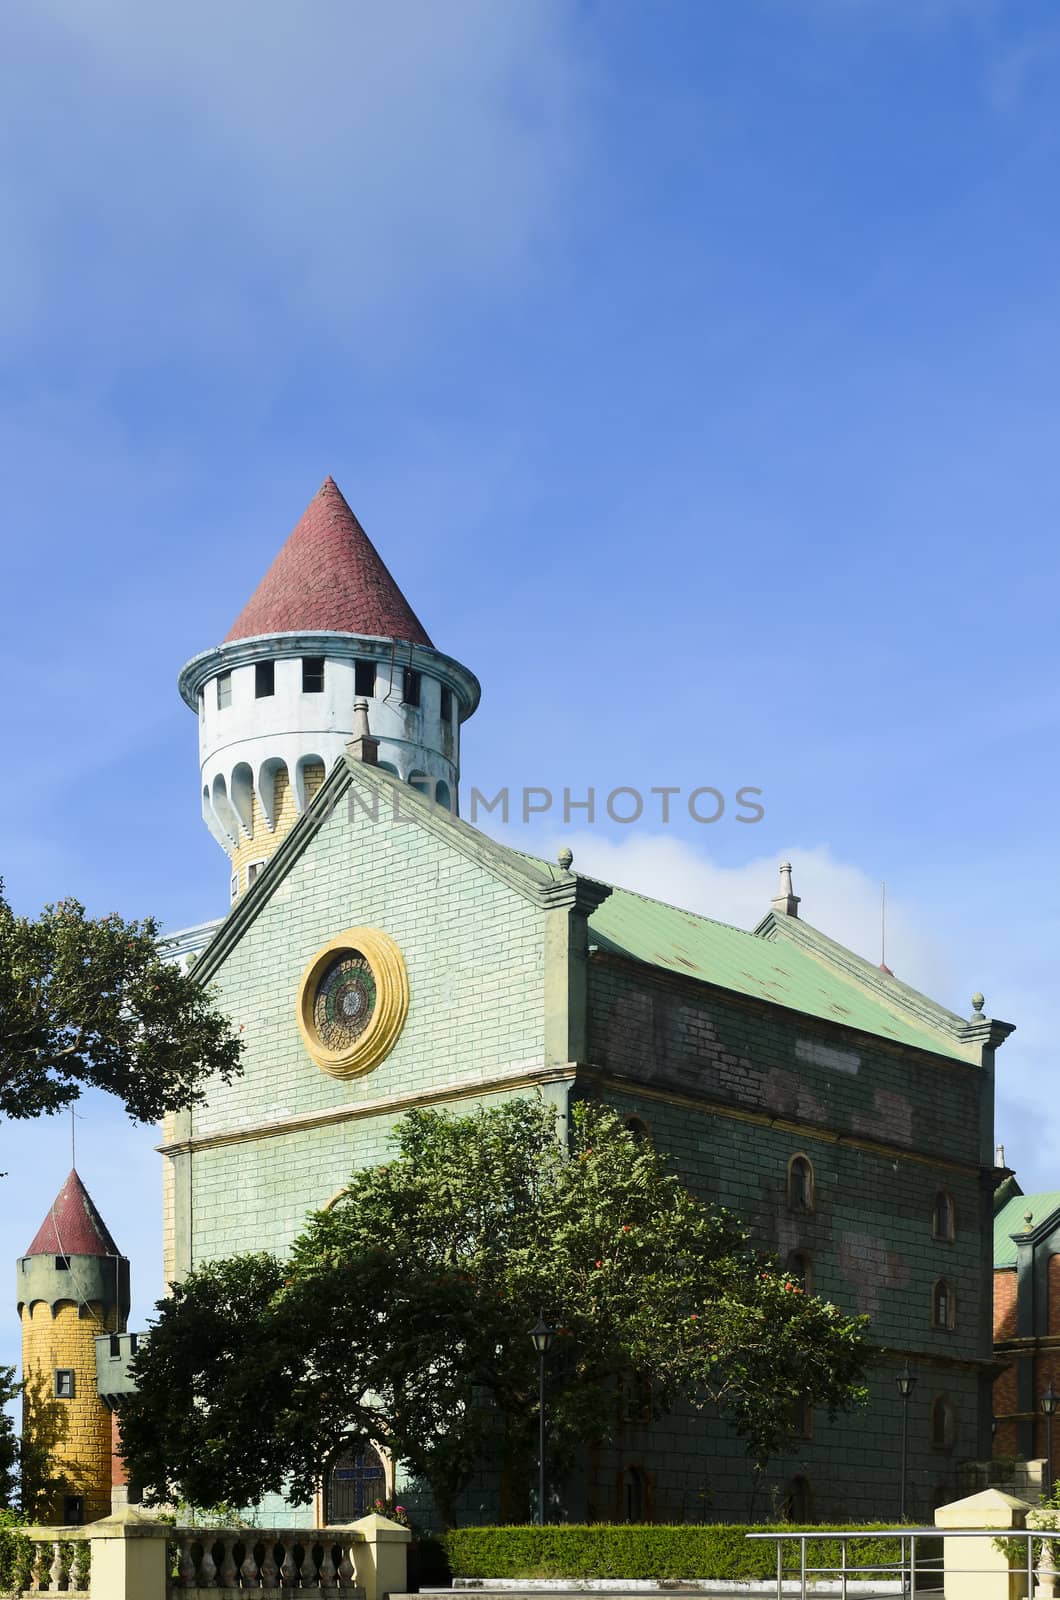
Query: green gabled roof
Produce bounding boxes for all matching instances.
[585,882,971,1061]
[994,1192,1060,1268]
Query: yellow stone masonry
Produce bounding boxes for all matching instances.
[229,763,326,895]
[21,1299,117,1522]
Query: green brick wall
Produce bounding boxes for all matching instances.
[186,796,547,1267]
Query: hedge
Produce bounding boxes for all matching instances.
[444,1524,912,1581]
[0,1513,34,1597]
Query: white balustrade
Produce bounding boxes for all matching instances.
[166,1527,367,1593]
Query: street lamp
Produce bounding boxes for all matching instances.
[1040,1381,1059,1499]
[896,1363,917,1522]
[529,1316,556,1525]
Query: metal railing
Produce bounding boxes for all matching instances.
[746,1526,1060,1600]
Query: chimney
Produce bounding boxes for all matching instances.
[771,861,800,919]
[348,699,379,766]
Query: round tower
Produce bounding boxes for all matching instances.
[178,476,481,901]
[16,1171,130,1524]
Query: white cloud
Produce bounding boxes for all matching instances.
[513,829,959,1002]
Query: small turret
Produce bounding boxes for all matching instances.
[178,477,480,901]
[17,1171,130,1524]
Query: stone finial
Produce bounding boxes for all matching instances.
[348,698,379,766]
[1025,1210,1035,1230]
[557,846,574,871]
[996,1143,1006,1168]
[771,862,800,919]
[971,992,986,1021]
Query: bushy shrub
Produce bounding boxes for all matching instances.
[0,1510,34,1596]
[444,1523,908,1581]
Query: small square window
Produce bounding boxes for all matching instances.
[355,660,376,697]
[55,1369,75,1399]
[54,1255,69,1271]
[255,660,275,698]
[302,656,325,694]
[63,1495,84,1526]
[403,668,421,708]
[440,686,453,724]
[217,672,232,710]
[247,860,266,886]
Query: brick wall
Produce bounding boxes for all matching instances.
[179,791,547,1267]
[22,1300,117,1522]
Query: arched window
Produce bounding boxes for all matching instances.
[787,1154,815,1214]
[785,1250,813,1292]
[932,1191,956,1242]
[623,1465,645,1523]
[624,1116,650,1144]
[931,1396,955,1450]
[323,1442,386,1523]
[780,1475,813,1523]
[932,1278,956,1330]
[789,1394,814,1440]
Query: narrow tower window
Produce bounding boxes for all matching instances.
[355,660,376,697]
[932,1191,956,1242]
[440,686,453,723]
[217,672,232,710]
[255,660,275,698]
[54,1255,69,1272]
[787,1154,815,1213]
[403,668,421,708]
[785,1250,813,1291]
[54,1369,75,1399]
[932,1278,956,1330]
[302,656,325,694]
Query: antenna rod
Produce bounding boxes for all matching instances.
[881,880,886,969]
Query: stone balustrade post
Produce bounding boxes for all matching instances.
[85,1506,170,1600]
[349,1512,412,1600]
[936,1487,1034,1600]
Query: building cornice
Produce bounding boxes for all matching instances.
[157,1061,579,1157]
[178,631,481,719]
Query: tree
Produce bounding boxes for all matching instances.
[0,1368,18,1508]
[120,1101,872,1522]
[0,884,242,1122]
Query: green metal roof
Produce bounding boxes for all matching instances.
[585,882,968,1060]
[994,1192,1060,1268]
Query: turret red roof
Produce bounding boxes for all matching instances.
[24,1170,123,1259]
[225,477,433,646]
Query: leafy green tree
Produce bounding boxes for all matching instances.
[0,884,242,1122]
[0,1367,18,1508]
[121,1101,871,1523]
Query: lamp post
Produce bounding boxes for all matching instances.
[896,1363,918,1523]
[1040,1381,1059,1500]
[529,1316,556,1525]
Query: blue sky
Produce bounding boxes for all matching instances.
[3,0,1060,1381]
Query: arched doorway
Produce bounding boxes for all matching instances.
[324,1442,387,1523]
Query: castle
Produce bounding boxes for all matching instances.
[22,476,1014,1524]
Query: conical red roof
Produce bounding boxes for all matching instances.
[24,1170,123,1259]
[225,477,433,646]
